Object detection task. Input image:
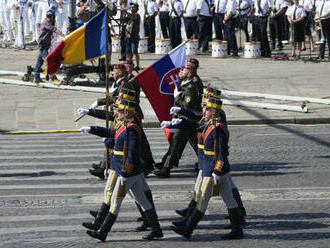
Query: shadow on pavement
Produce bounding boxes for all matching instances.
[0,171,56,177]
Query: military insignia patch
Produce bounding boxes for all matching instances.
[185,96,191,103]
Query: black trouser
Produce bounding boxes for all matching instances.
[120,25,126,60]
[159,11,170,39]
[169,16,182,48]
[184,16,198,39]
[254,16,271,55]
[162,128,198,169]
[238,15,250,42]
[144,16,155,52]
[283,15,290,41]
[213,13,225,40]
[198,15,213,51]
[224,18,238,55]
[269,14,284,48]
[320,18,330,59]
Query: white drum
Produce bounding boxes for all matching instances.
[186,39,198,55]
[155,39,170,54]
[138,37,148,53]
[164,38,171,52]
[212,40,227,58]
[244,42,260,58]
[112,37,121,53]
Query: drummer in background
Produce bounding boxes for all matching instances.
[168,0,184,48]
[286,0,306,58]
[237,0,254,42]
[183,0,198,39]
[212,0,227,41]
[253,0,272,57]
[223,0,239,56]
[158,0,170,38]
[315,0,330,60]
[300,0,314,51]
[269,0,287,51]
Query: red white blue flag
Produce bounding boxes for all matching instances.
[135,42,186,125]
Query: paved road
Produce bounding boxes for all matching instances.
[1,124,330,248]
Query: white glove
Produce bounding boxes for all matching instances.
[104,168,109,178]
[80,126,91,134]
[212,172,220,185]
[90,100,98,109]
[170,106,181,115]
[120,176,127,186]
[77,108,89,115]
[171,118,182,126]
[173,87,182,98]
[161,121,172,128]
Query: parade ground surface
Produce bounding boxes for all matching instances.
[0,48,330,248]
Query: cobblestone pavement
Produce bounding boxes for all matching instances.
[1,124,329,248]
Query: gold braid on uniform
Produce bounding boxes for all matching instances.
[214,160,224,173]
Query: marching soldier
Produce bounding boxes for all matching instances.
[197,0,214,52]
[286,0,306,58]
[168,0,184,48]
[154,61,203,177]
[162,94,244,240]
[183,0,198,39]
[212,0,227,41]
[253,0,272,57]
[223,0,239,56]
[269,0,287,51]
[315,0,330,60]
[80,97,163,242]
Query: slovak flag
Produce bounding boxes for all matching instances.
[135,42,186,130]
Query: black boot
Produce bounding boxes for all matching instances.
[173,200,197,226]
[142,209,163,240]
[90,210,98,218]
[135,202,150,231]
[232,188,246,227]
[83,203,110,230]
[221,208,244,240]
[154,166,170,178]
[86,212,117,242]
[175,199,197,217]
[171,209,204,239]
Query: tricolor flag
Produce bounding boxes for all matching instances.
[134,42,186,140]
[46,8,106,75]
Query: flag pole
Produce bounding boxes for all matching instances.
[104,2,110,179]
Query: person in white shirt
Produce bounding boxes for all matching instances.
[253,0,272,57]
[143,0,158,52]
[269,0,287,51]
[212,0,227,40]
[315,0,330,60]
[286,0,306,58]
[223,0,239,55]
[0,0,14,47]
[301,0,314,51]
[197,0,214,52]
[237,0,254,42]
[169,0,183,48]
[183,0,198,39]
[158,0,170,38]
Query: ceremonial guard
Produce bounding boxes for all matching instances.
[154,60,203,177]
[183,0,198,39]
[253,0,272,57]
[223,0,239,56]
[269,0,287,51]
[237,0,254,42]
[196,0,214,52]
[55,0,69,37]
[158,0,170,38]
[14,0,29,49]
[0,0,14,47]
[168,0,183,48]
[80,96,163,242]
[315,0,330,60]
[286,0,306,58]
[143,0,158,52]
[212,0,227,41]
